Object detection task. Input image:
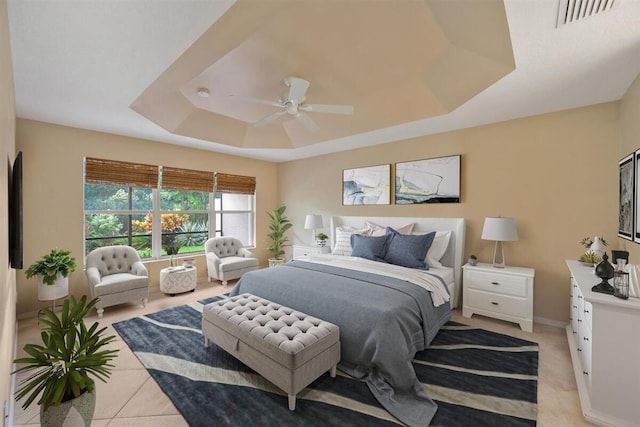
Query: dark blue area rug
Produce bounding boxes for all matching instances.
[113,296,538,426]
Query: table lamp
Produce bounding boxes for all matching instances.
[304,214,323,245]
[481,217,518,268]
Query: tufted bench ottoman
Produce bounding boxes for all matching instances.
[202,293,340,410]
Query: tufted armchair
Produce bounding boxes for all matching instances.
[85,245,149,318]
[205,237,258,286]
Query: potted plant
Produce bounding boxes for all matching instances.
[316,232,329,247]
[266,204,292,267]
[12,295,119,426]
[468,254,478,266]
[25,248,77,301]
[579,236,608,264]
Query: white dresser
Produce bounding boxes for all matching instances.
[462,262,535,332]
[292,244,331,258]
[566,259,640,427]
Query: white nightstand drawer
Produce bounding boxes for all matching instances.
[465,269,528,297]
[293,245,331,258]
[465,289,528,318]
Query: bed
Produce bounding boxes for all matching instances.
[228,216,465,427]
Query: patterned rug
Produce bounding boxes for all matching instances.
[113,296,538,426]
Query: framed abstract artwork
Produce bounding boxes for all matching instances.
[342,164,390,205]
[395,155,461,204]
[619,152,634,241]
[634,150,640,243]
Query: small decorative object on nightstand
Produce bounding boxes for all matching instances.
[293,244,331,259]
[463,262,535,332]
[316,232,329,247]
[468,255,478,266]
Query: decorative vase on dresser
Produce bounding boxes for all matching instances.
[566,259,640,426]
[462,262,535,332]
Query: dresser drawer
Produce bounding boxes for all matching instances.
[465,289,529,318]
[465,269,529,297]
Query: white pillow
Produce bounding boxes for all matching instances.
[332,226,371,256]
[365,220,415,237]
[425,230,452,268]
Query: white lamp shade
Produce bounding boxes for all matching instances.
[481,217,518,242]
[304,214,323,230]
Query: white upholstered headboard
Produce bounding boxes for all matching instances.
[329,216,466,306]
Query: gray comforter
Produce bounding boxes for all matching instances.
[228,260,451,427]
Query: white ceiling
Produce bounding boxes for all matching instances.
[7,0,640,163]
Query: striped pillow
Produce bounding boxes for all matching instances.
[332,226,371,256]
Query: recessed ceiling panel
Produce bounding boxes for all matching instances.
[131,0,515,149]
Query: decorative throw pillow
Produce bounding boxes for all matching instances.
[350,234,390,262]
[384,227,435,269]
[424,230,452,268]
[365,220,415,237]
[332,226,370,256]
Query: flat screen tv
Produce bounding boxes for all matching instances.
[9,151,23,269]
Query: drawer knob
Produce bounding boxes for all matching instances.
[583,337,589,341]
[491,281,500,285]
[572,305,577,309]
[578,319,582,323]
[584,309,589,314]
[491,301,499,306]
[573,331,577,335]
[577,348,582,352]
[578,295,583,299]
[583,371,589,376]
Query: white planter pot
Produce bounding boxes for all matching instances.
[40,389,96,427]
[268,258,286,268]
[37,273,69,302]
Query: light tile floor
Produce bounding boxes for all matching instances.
[13,280,590,426]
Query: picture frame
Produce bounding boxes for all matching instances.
[342,164,390,205]
[395,155,461,204]
[619,152,634,241]
[634,150,640,243]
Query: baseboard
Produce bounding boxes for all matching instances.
[8,321,18,427]
[533,315,567,329]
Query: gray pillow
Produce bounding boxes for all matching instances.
[350,234,390,262]
[384,227,435,269]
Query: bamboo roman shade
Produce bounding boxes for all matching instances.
[215,173,256,195]
[85,157,158,188]
[162,166,214,192]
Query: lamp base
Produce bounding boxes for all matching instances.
[492,241,506,268]
[591,281,614,295]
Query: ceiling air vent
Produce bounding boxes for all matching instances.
[557,0,616,26]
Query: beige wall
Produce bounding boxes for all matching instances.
[279,102,620,323]
[1,0,18,416]
[15,120,278,316]
[619,72,640,260]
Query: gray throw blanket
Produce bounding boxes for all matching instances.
[228,260,451,427]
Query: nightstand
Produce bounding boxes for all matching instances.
[462,262,535,332]
[292,244,331,258]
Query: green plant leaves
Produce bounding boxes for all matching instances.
[12,295,119,410]
[24,248,77,285]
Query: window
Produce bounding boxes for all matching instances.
[215,173,256,247]
[84,158,256,259]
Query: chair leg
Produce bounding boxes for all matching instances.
[222,280,227,287]
[97,308,104,318]
[142,298,148,308]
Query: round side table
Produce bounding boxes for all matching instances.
[160,266,197,296]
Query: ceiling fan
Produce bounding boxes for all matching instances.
[230,77,354,132]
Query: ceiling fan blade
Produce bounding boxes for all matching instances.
[230,95,283,108]
[299,103,354,115]
[295,113,320,132]
[253,110,287,127]
[286,77,310,101]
